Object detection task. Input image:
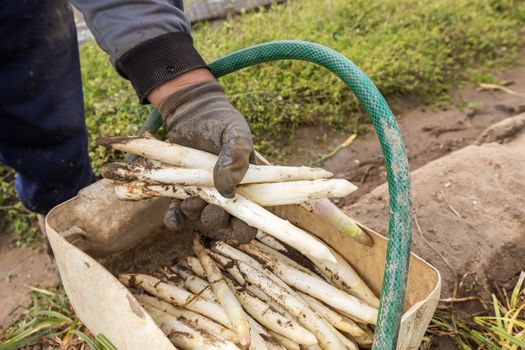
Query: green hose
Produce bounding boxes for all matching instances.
[143,40,412,350]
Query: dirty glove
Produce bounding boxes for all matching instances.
[164,196,257,243]
[159,80,255,197]
[159,80,257,243]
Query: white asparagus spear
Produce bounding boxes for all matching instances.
[255,148,372,248]
[176,256,206,279]
[328,323,358,350]
[297,292,366,338]
[303,345,322,350]
[255,231,287,252]
[253,222,377,308]
[193,237,251,348]
[144,305,240,350]
[238,243,378,325]
[233,260,345,349]
[207,250,294,328]
[235,179,356,206]
[247,241,318,278]
[176,254,308,345]
[115,183,336,264]
[172,265,218,303]
[98,136,332,182]
[253,238,329,282]
[300,199,373,246]
[269,332,300,350]
[245,315,286,350]
[102,163,354,205]
[226,279,317,345]
[354,326,374,347]
[243,315,286,350]
[210,249,344,349]
[305,235,380,308]
[245,315,270,350]
[101,136,373,246]
[119,273,231,327]
[143,305,204,349]
[211,243,291,291]
[102,163,215,186]
[137,294,238,343]
[208,251,294,320]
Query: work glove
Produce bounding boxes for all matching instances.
[159,80,257,243]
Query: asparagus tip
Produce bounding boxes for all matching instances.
[352,226,374,247]
[118,273,136,288]
[238,333,251,347]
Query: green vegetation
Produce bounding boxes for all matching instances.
[0,167,38,246]
[429,272,525,349]
[0,286,116,350]
[194,0,525,149]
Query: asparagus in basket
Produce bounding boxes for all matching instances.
[104,136,382,348]
[193,235,251,347]
[119,233,379,349]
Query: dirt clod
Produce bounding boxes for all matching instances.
[346,115,525,301]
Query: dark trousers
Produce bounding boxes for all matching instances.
[0,1,95,214]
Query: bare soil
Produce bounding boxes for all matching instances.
[0,232,56,330]
[348,114,525,297]
[287,63,525,205]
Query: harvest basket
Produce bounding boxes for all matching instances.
[46,179,439,350]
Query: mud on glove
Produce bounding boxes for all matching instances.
[159,80,257,243]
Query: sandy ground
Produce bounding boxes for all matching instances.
[0,234,56,330]
[348,114,525,299]
[319,63,525,204]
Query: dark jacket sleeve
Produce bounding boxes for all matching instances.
[70,0,208,103]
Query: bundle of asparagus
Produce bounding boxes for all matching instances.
[98,136,380,349]
[98,136,372,247]
[120,233,378,350]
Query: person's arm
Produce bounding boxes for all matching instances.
[71,0,209,103]
[72,0,257,242]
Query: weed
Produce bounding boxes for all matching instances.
[0,286,116,350]
[429,271,525,349]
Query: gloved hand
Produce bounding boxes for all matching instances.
[163,196,257,243]
[159,79,257,243]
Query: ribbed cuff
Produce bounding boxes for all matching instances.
[116,32,208,104]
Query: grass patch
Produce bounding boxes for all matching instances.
[195,0,525,148]
[0,286,116,350]
[429,271,525,349]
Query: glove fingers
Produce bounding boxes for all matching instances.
[230,218,258,244]
[164,199,186,231]
[201,204,230,229]
[214,126,253,198]
[180,196,207,220]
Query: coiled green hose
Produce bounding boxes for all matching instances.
[142,40,412,350]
